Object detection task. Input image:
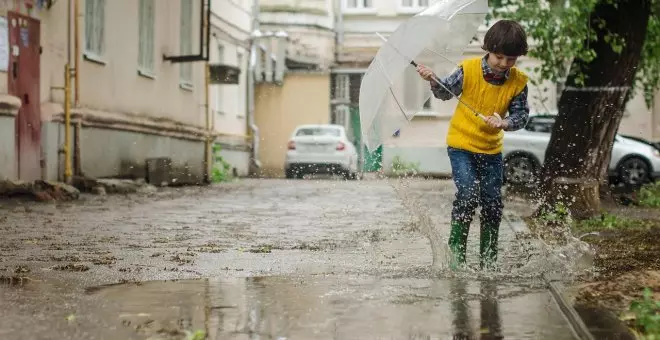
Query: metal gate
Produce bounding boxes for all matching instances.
[8,12,41,181]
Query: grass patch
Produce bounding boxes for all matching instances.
[574,212,657,233]
[639,182,660,208]
[390,155,420,177]
[627,288,660,339]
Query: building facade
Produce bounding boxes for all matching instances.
[1,0,214,184]
[209,0,252,177]
[252,0,336,177]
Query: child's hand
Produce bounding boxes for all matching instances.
[484,113,508,129]
[416,65,436,81]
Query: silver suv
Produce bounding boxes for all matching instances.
[502,114,660,186]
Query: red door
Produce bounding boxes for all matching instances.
[8,12,41,181]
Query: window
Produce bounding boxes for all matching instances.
[296,126,341,137]
[345,0,373,10]
[335,74,350,101]
[84,0,105,60]
[138,0,155,75]
[524,116,556,132]
[401,0,429,10]
[237,51,245,117]
[423,98,432,109]
[403,70,430,112]
[179,0,193,87]
[215,44,224,113]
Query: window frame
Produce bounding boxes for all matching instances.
[138,0,156,78]
[84,0,106,64]
[179,0,194,90]
[398,0,430,13]
[343,0,375,14]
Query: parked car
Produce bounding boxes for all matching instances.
[284,124,359,180]
[502,114,660,186]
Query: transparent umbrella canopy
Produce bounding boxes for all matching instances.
[358,0,489,152]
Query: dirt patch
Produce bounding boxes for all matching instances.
[572,208,660,338]
[581,227,660,280]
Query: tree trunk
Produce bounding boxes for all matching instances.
[537,0,651,219]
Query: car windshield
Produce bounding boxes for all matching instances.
[296,127,341,137]
[525,116,556,133]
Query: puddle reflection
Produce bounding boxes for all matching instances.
[88,276,575,339]
[450,280,502,339]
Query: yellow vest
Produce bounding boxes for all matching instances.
[446,57,528,154]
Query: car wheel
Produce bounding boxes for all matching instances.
[618,157,650,186]
[504,154,537,185]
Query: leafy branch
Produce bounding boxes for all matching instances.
[489,0,659,107]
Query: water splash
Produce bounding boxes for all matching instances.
[389,176,451,272]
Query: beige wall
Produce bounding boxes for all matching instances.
[255,72,330,176]
[38,0,206,129]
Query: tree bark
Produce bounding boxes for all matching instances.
[537,0,652,219]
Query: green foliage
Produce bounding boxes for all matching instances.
[573,212,655,231]
[537,201,573,225]
[489,0,660,107]
[391,155,420,176]
[187,330,206,340]
[628,288,660,339]
[211,144,234,183]
[639,181,660,207]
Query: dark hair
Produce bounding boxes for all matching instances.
[481,20,529,57]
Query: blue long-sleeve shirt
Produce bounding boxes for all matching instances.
[430,55,530,132]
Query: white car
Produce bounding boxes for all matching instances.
[502,114,660,186]
[284,124,359,180]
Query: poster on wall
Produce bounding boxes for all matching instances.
[0,16,7,72]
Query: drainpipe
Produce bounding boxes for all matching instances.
[247,0,262,171]
[63,64,72,184]
[204,63,212,183]
[74,0,80,106]
[61,0,73,184]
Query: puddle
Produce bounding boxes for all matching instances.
[85,275,576,339]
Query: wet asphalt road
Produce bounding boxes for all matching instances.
[0,178,575,339]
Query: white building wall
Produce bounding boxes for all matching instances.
[210,0,253,176]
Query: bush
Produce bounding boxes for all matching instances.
[629,288,660,339]
[211,144,233,183]
[639,182,660,208]
[391,155,420,176]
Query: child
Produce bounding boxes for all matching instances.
[416,19,530,270]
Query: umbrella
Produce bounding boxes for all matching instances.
[358,0,490,152]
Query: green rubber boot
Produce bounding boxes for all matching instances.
[479,223,500,270]
[448,221,469,270]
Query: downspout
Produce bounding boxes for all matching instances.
[62,0,73,184]
[74,0,80,106]
[247,0,261,171]
[204,63,211,183]
[73,0,82,176]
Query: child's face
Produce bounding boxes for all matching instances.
[486,53,518,74]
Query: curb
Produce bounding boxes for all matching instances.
[503,215,595,340]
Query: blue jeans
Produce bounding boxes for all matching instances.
[447,147,503,226]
